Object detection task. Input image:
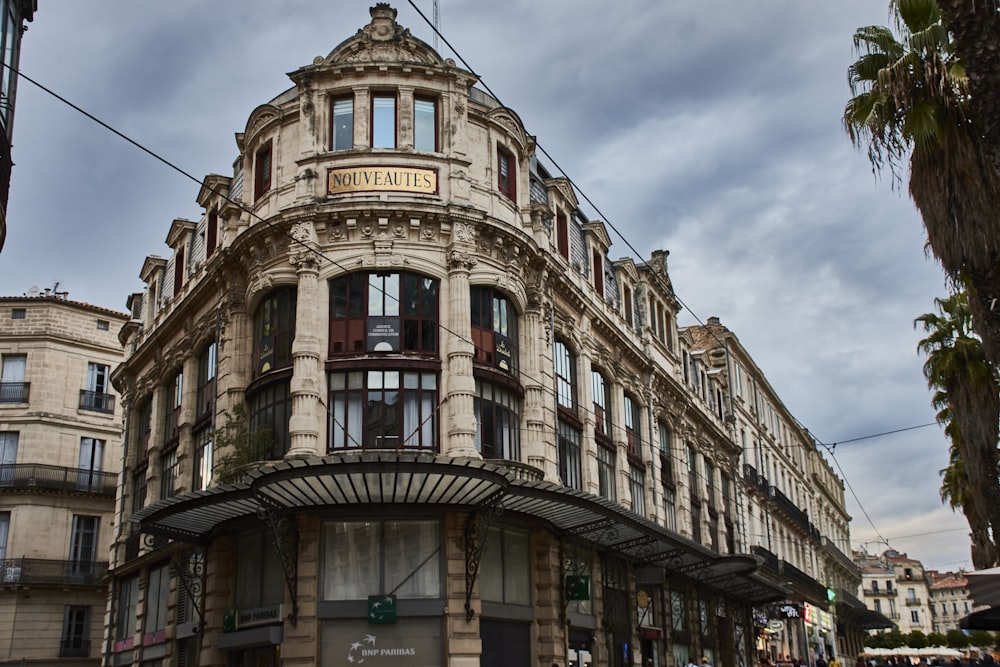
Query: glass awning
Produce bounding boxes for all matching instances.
[132,452,788,604]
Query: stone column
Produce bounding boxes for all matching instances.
[287,222,324,458]
[578,344,597,495]
[521,268,553,478]
[354,87,370,149]
[443,244,478,457]
[397,86,414,151]
[178,352,199,486]
[217,286,250,415]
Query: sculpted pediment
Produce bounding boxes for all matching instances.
[324,4,443,67]
[244,104,283,139]
[486,107,530,152]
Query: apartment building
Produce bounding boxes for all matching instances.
[0,289,127,667]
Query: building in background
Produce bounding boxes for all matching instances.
[685,320,885,661]
[0,0,38,253]
[109,6,860,667]
[0,288,126,667]
[927,570,979,634]
[855,549,934,636]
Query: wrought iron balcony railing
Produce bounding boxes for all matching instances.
[0,381,29,403]
[0,463,117,496]
[1,558,108,586]
[79,390,115,415]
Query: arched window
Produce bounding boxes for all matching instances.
[329,271,438,355]
[253,286,297,377]
[554,339,581,489]
[470,286,518,375]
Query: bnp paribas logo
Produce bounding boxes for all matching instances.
[346,632,417,664]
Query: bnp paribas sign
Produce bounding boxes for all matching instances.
[328,166,438,195]
[323,618,442,667]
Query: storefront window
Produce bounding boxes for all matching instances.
[480,525,530,605]
[322,520,441,600]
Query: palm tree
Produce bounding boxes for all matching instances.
[916,287,1000,568]
[935,1,1000,179]
[938,424,999,568]
[845,0,1000,372]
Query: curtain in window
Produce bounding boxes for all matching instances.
[323,521,379,600]
[1,354,25,382]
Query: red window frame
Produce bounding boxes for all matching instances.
[556,211,569,259]
[253,142,272,200]
[206,210,218,259]
[498,145,516,201]
[593,249,604,296]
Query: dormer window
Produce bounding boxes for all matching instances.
[253,141,272,200]
[372,94,397,148]
[556,211,569,259]
[497,145,516,201]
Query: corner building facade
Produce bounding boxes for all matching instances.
[109,7,843,667]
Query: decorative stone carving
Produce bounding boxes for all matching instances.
[453,221,475,244]
[448,250,478,271]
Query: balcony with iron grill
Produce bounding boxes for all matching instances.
[0,463,118,496]
[79,389,115,415]
[1,558,108,587]
[0,381,29,403]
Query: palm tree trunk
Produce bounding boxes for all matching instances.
[938,1,1000,178]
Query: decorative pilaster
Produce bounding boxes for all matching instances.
[287,222,323,458]
[444,245,478,457]
[521,265,553,478]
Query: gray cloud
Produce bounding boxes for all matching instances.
[0,0,970,570]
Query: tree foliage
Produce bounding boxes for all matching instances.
[916,286,1000,568]
[213,403,275,485]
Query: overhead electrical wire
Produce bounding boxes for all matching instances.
[5,10,949,556]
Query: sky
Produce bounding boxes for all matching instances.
[0,2,974,573]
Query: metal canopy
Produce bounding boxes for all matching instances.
[131,453,786,603]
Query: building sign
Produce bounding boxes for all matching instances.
[328,166,438,195]
[368,595,397,625]
[495,335,513,373]
[772,604,802,619]
[237,604,283,629]
[367,316,400,352]
[322,618,442,667]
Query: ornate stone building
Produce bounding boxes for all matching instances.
[856,549,934,636]
[0,290,126,667]
[107,7,858,667]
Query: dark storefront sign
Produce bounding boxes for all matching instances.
[367,316,400,352]
[481,619,530,667]
[321,618,442,667]
[771,604,802,620]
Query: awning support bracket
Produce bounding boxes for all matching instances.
[169,546,207,624]
[464,490,505,622]
[257,495,299,627]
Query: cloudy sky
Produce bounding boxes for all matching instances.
[0,2,972,571]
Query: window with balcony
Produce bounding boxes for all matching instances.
[0,353,27,402]
[554,339,581,489]
[253,141,272,200]
[414,96,437,152]
[474,380,520,460]
[68,515,98,574]
[332,96,354,151]
[77,437,104,491]
[481,525,530,605]
[0,431,16,479]
[61,606,90,657]
[327,370,438,451]
[322,519,441,600]
[497,144,516,201]
[470,286,517,374]
[372,93,397,148]
[329,272,438,355]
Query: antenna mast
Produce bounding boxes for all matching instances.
[432,0,440,52]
